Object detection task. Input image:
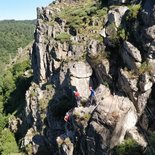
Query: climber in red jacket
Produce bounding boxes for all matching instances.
[73,90,81,107]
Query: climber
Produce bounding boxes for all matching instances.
[64,110,75,143]
[64,112,70,122]
[73,90,81,107]
[64,108,74,122]
[89,86,96,105]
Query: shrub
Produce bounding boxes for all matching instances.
[96,8,107,17]
[68,16,83,29]
[0,129,19,155]
[55,32,71,42]
[86,6,98,15]
[2,71,15,98]
[127,4,141,19]
[115,138,142,155]
[138,61,152,75]
[12,60,30,76]
[106,23,119,43]
[0,115,8,132]
[118,28,126,40]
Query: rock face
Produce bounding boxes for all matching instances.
[70,61,92,99]
[16,0,155,155]
[108,6,128,28]
[86,85,138,152]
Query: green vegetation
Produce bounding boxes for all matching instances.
[0,19,29,153]
[0,114,19,155]
[115,138,143,155]
[138,61,152,75]
[54,0,107,38]
[0,128,19,155]
[0,20,35,70]
[1,60,32,114]
[106,23,119,43]
[127,4,141,19]
[0,56,32,154]
[118,27,126,40]
[55,32,71,42]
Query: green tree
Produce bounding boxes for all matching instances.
[0,129,19,155]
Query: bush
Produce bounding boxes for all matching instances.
[115,138,142,155]
[118,28,126,40]
[12,60,30,76]
[127,4,141,19]
[138,61,152,75]
[55,32,71,42]
[0,129,19,155]
[0,115,8,132]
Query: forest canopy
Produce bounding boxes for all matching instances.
[0,20,35,70]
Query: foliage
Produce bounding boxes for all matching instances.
[0,54,32,154]
[115,138,142,155]
[12,60,31,76]
[106,23,119,43]
[55,32,71,42]
[0,59,32,114]
[138,61,152,75]
[127,4,141,19]
[118,27,126,40]
[0,20,34,155]
[0,20,35,70]
[0,128,19,155]
[96,8,107,17]
[57,1,102,30]
[2,71,16,99]
[0,115,8,132]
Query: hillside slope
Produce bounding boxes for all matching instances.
[0,20,35,71]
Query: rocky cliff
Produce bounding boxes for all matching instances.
[14,0,155,154]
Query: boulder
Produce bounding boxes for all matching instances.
[148,39,155,59]
[108,6,128,27]
[127,127,147,147]
[87,40,104,59]
[86,85,138,152]
[70,62,92,78]
[69,62,93,99]
[121,41,142,70]
[100,28,106,38]
[118,69,138,103]
[139,73,153,92]
[123,41,142,62]
[56,136,74,155]
[110,108,137,148]
[145,25,155,40]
